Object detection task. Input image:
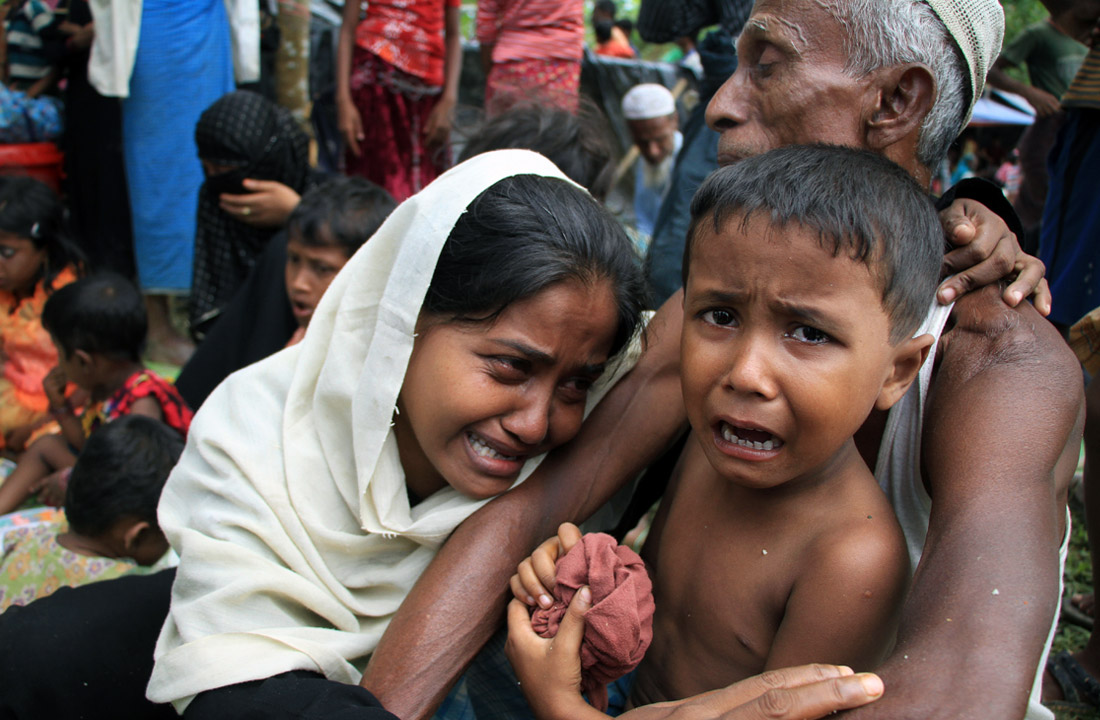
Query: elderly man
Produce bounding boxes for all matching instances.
[365,1,1081,719]
[621,83,683,238]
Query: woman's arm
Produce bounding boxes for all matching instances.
[361,295,689,719]
[335,0,363,156]
[424,4,462,151]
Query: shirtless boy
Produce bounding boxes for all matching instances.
[506,144,945,718]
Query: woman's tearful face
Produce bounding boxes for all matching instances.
[395,278,620,501]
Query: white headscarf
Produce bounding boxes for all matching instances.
[147,150,641,710]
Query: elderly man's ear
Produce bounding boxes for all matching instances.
[865,64,936,157]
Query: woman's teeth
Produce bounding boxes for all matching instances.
[469,434,519,461]
[721,424,781,451]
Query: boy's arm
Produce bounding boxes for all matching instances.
[43,367,86,451]
[127,396,165,421]
[841,287,1082,719]
[360,298,689,719]
[765,519,909,672]
[335,0,363,156]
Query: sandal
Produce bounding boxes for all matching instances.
[1047,650,1100,709]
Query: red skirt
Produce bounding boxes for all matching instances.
[484,58,581,116]
[345,47,448,202]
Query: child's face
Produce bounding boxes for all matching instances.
[680,213,911,490]
[0,231,46,297]
[285,233,351,328]
[394,279,619,502]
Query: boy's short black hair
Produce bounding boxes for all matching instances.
[684,144,943,343]
[594,0,616,17]
[286,177,396,258]
[42,272,147,361]
[64,415,184,538]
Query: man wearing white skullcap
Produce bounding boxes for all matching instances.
[621,83,682,237]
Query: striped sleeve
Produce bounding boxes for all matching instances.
[1063,47,1100,110]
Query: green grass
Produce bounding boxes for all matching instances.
[1052,465,1100,720]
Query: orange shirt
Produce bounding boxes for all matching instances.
[476,0,585,64]
[355,0,461,86]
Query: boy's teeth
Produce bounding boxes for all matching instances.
[469,434,518,461]
[721,423,780,451]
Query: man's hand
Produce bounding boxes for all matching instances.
[1023,86,1062,117]
[219,179,300,228]
[937,198,1051,315]
[511,522,582,609]
[620,666,885,720]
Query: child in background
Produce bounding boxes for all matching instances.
[284,177,396,345]
[507,146,945,717]
[174,176,397,409]
[0,415,182,611]
[0,177,83,455]
[0,273,192,516]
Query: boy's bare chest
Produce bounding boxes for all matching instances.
[634,451,809,701]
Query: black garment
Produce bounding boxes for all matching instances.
[636,0,752,43]
[186,672,398,720]
[176,232,297,410]
[59,0,136,279]
[0,569,177,720]
[0,568,398,720]
[190,90,314,339]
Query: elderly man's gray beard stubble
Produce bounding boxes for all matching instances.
[641,151,675,191]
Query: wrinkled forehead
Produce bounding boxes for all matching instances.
[742,0,850,59]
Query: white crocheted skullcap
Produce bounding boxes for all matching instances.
[924,0,1004,116]
[622,83,676,120]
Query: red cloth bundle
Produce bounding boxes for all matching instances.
[530,533,655,711]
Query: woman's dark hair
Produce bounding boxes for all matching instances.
[425,174,646,358]
[594,20,614,43]
[458,101,618,202]
[65,415,184,538]
[287,177,397,257]
[0,176,85,290]
[42,272,147,362]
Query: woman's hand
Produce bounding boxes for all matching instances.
[511,522,582,609]
[424,96,455,152]
[619,666,884,720]
[505,589,595,720]
[338,94,365,157]
[219,179,301,228]
[937,198,1051,316]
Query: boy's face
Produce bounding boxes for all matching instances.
[680,213,909,490]
[285,232,351,328]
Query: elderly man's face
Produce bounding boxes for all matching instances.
[628,114,678,166]
[705,0,877,166]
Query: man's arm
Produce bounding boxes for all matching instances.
[844,286,1082,718]
[986,57,1062,117]
[360,296,689,719]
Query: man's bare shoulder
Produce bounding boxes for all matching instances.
[937,285,1079,389]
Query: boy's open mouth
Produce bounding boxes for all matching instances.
[720,423,783,451]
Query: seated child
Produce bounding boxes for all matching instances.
[0,177,83,454]
[283,176,396,345]
[175,176,396,409]
[0,415,183,611]
[0,273,193,516]
[506,144,945,717]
